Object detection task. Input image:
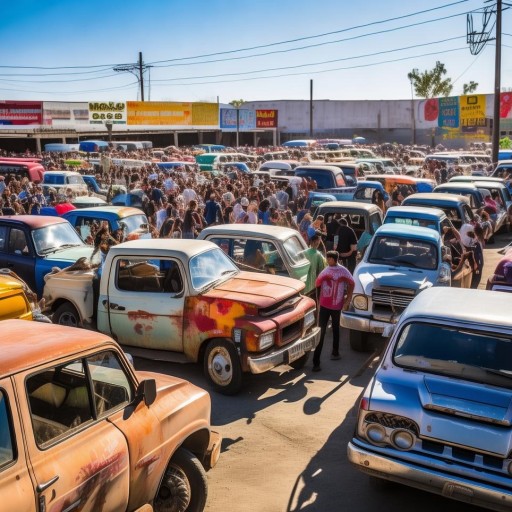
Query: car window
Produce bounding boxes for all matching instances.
[354,187,374,200]
[463,205,473,224]
[283,236,308,266]
[86,351,132,417]
[27,360,94,447]
[8,229,30,256]
[369,213,382,234]
[189,248,239,290]
[116,257,183,294]
[393,322,512,389]
[209,238,233,257]
[0,226,7,252]
[0,390,15,468]
[368,236,438,270]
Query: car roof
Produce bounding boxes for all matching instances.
[435,183,479,190]
[374,223,441,242]
[64,206,143,217]
[43,170,82,176]
[385,206,446,219]
[0,320,116,378]
[199,224,302,241]
[316,200,381,212]
[109,238,217,259]
[0,215,68,229]
[294,165,343,172]
[401,288,512,329]
[402,192,470,205]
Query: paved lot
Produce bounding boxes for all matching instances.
[136,232,511,512]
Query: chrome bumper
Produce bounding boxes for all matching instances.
[348,441,512,512]
[247,327,320,374]
[202,430,222,471]
[340,311,394,333]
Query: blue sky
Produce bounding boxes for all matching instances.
[0,0,510,103]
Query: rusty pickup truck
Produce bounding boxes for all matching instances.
[43,239,320,395]
[0,320,220,512]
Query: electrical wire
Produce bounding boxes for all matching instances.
[0,81,138,94]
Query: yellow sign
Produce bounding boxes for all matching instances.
[192,103,219,125]
[459,95,486,127]
[127,101,192,125]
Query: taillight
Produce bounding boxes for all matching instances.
[359,397,369,411]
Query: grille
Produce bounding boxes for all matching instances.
[365,412,419,436]
[259,294,301,317]
[282,320,302,344]
[372,288,416,311]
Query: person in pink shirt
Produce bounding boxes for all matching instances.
[312,251,354,371]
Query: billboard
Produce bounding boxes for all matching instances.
[437,97,459,128]
[127,101,191,125]
[43,102,89,126]
[220,108,256,130]
[191,103,219,126]
[0,101,42,125]
[88,101,127,124]
[501,92,512,119]
[256,109,278,128]
[459,94,486,127]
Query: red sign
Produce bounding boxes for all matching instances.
[256,109,278,128]
[0,101,43,125]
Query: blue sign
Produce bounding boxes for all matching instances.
[220,108,256,130]
[438,97,459,128]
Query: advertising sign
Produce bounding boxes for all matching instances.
[501,92,512,119]
[0,101,42,125]
[88,102,127,124]
[459,94,486,127]
[416,98,438,128]
[191,103,219,126]
[256,109,278,128]
[127,101,192,125]
[437,97,459,128]
[220,108,256,130]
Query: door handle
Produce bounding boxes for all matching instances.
[109,302,126,311]
[36,475,59,493]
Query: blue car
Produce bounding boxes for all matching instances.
[0,216,94,296]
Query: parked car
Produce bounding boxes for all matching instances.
[71,195,108,209]
[0,319,220,512]
[0,216,94,297]
[433,182,485,211]
[198,224,311,292]
[383,206,454,236]
[492,159,512,179]
[294,165,356,201]
[486,250,512,292]
[401,193,474,230]
[348,287,512,512]
[472,180,512,232]
[63,206,151,242]
[43,239,320,395]
[340,224,452,351]
[82,175,108,199]
[111,189,146,208]
[42,171,88,196]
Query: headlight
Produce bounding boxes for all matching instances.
[366,424,386,445]
[258,331,275,351]
[304,309,316,329]
[353,294,368,311]
[437,262,451,286]
[391,429,415,451]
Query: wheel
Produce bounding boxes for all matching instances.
[203,339,242,395]
[289,351,309,370]
[53,302,81,328]
[349,329,370,352]
[154,448,208,512]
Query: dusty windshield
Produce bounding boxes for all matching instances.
[32,223,85,255]
[367,236,438,270]
[393,323,512,389]
[189,248,239,290]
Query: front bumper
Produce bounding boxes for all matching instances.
[347,441,512,512]
[340,311,395,334]
[202,430,222,471]
[247,327,320,374]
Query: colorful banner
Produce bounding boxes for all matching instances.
[88,101,127,124]
[459,94,486,127]
[43,102,89,126]
[501,92,512,119]
[191,103,219,126]
[416,98,439,128]
[438,97,459,128]
[127,101,191,125]
[0,101,42,125]
[219,108,256,130]
[256,109,278,128]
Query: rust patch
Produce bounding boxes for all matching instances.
[216,299,233,316]
[128,310,156,321]
[135,453,160,470]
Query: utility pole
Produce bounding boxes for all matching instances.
[114,52,147,101]
[138,52,145,102]
[309,79,314,138]
[492,0,502,164]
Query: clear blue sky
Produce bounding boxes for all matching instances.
[0,0,510,103]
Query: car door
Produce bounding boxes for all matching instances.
[4,227,36,292]
[0,379,35,512]
[17,355,130,512]
[105,255,185,351]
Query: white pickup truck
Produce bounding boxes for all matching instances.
[43,239,320,394]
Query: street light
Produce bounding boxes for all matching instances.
[409,77,416,145]
[229,99,244,148]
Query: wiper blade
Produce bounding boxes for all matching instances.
[483,367,512,379]
[198,270,237,293]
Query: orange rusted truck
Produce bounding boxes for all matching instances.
[43,239,320,395]
[0,320,220,512]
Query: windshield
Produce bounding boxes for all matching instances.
[283,236,308,266]
[189,248,239,290]
[31,223,84,255]
[368,236,438,270]
[393,323,512,389]
[120,214,148,234]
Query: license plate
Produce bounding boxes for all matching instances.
[287,341,306,363]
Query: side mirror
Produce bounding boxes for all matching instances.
[137,379,157,407]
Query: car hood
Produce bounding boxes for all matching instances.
[45,245,95,262]
[357,267,432,295]
[203,271,304,308]
[370,370,512,457]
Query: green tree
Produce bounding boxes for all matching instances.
[500,136,512,149]
[462,81,479,95]
[229,99,245,108]
[407,61,453,98]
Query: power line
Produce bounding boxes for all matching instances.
[0,81,139,94]
[0,72,123,84]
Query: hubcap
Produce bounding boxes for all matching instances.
[208,346,232,386]
[59,312,77,327]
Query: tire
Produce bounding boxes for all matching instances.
[154,448,208,512]
[289,351,309,370]
[53,302,81,328]
[349,329,370,352]
[203,339,242,395]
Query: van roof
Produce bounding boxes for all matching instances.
[402,192,470,205]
